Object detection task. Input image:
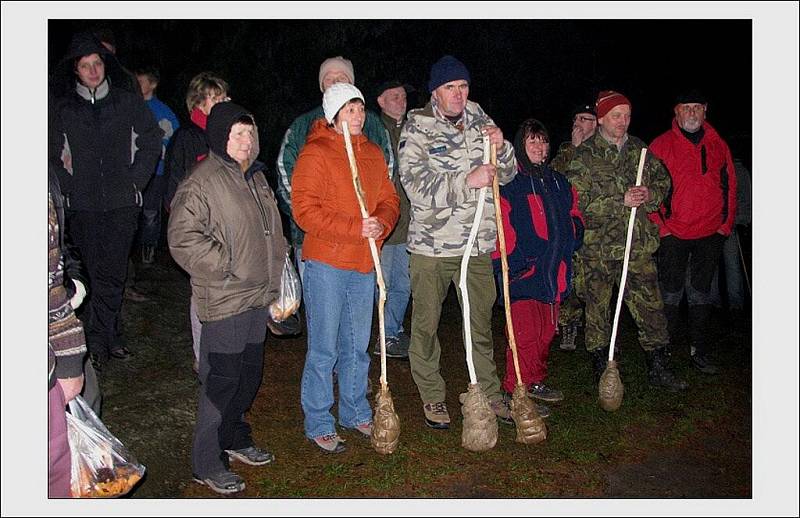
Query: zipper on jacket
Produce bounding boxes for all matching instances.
[247,175,272,237]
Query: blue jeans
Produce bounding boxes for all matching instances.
[301,260,374,439]
[294,244,305,284]
[376,243,411,337]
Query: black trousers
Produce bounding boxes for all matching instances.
[192,307,268,478]
[658,233,726,352]
[66,207,140,358]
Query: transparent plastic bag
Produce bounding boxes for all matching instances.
[67,396,145,498]
[269,252,301,322]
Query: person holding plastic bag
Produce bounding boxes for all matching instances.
[292,83,399,453]
[49,190,87,497]
[66,396,145,497]
[168,102,287,494]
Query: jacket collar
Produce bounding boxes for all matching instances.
[75,78,110,104]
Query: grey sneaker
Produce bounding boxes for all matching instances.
[559,322,578,350]
[528,383,564,402]
[193,470,245,495]
[311,433,347,454]
[373,335,409,359]
[423,401,450,429]
[489,397,514,426]
[344,422,373,439]
[534,402,551,419]
[225,446,275,466]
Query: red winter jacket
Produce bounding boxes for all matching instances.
[648,120,736,239]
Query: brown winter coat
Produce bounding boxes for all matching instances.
[168,151,287,322]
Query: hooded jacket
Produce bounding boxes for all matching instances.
[49,32,162,212]
[168,102,287,322]
[648,119,737,239]
[291,119,399,273]
[492,128,585,304]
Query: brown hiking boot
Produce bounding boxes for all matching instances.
[423,401,450,429]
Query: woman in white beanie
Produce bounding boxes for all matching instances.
[291,83,399,453]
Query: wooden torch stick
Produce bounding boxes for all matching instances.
[491,145,524,385]
[607,147,647,361]
[342,122,389,387]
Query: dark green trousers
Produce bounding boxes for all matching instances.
[408,253,502,404]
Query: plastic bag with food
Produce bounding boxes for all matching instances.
[269,252,301,322]
[67,396,145,498]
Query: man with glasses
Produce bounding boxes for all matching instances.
[550,103,597,351]
[648,90,737,375]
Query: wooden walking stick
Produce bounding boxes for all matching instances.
[459,137,498,452]
[490,144,546,444]
[342,122,399,454]
[599,147,648,412]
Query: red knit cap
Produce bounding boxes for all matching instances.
[595,90,631,119]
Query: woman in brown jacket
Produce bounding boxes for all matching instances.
[292,83,399,453]
[168,102,286,494]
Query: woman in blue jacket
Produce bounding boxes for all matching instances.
[493,119,584,407]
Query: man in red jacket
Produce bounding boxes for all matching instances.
[649,90,737,375]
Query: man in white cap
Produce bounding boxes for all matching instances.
[276,56,393,281]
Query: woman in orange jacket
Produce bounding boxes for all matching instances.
[292,83,399,454]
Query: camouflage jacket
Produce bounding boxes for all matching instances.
[549,141,578,174]
[399,100,516,257]
[563,131,669,261]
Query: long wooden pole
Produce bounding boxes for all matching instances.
[342,122,389,387]
[608,147,647,361]
[491,145,523,385]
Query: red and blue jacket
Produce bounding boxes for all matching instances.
[492,163,584,304]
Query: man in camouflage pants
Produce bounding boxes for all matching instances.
[564,90,687,392]
[399,55,517,429]
[550,103,598,350]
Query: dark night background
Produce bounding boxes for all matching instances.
[48,19,752,177]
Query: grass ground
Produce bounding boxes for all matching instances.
[98,254,751,499]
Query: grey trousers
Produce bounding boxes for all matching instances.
[191,307,268,478]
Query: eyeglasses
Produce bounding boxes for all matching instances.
[575,116,597,123]
[677,104,705,113]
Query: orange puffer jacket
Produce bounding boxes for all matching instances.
[292,119,399,273]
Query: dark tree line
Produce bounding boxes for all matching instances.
[49,19,752,180]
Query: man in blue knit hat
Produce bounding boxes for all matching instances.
[399,55,518,430]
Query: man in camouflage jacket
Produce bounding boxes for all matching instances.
[399,56,517,429]
[564,91,687,392]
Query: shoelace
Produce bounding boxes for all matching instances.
[430,402,447,414]
[321,433,340,443]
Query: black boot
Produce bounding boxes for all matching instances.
[646,347,689,392]
[662,303,682,359]
[589,346,609,384]
[688,304,719,375]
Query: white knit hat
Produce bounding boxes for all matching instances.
[322,83,364,124]
[318,56,354,92]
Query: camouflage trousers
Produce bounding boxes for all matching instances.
[558,253,585,328]
[580,255,669,353]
